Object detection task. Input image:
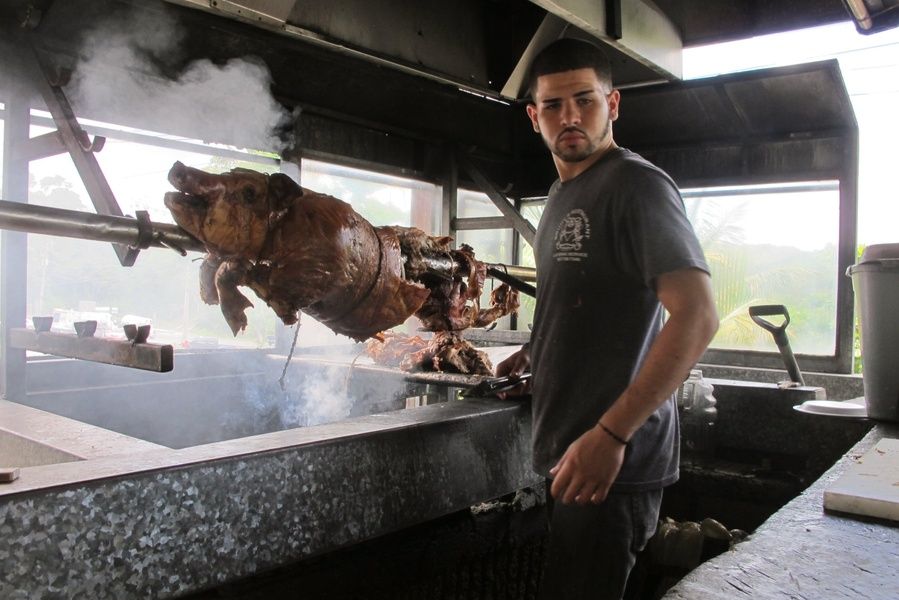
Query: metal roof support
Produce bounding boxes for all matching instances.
[0,93,30,403]
[456,149,536,248]
[441,145,458,239]
[30,48,147,266]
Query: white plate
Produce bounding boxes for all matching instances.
[793,399,868,418]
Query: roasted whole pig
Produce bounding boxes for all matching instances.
[164,163,518,345]
[165,162,429,340]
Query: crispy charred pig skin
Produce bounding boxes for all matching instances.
[364,331,429,368]
[364,331,493,375]
[400,331,493,375]
[164,162,429,340]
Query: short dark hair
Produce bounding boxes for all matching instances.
[526,38,613,100]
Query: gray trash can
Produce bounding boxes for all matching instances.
[847,243,899,421]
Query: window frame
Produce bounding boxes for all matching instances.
[501,169,858,375]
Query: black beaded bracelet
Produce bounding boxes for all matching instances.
[599,422,628,445]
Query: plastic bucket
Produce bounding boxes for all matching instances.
[847,244,899,422]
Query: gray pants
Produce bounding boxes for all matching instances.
[538,485,663,600]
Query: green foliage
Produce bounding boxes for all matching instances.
[853,244,866,374]
[700,240,838,354]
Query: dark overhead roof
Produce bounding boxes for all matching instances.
[0,0,881,98]
[615,59,857,149]
[0,0,863,194]
[651,0,851,46]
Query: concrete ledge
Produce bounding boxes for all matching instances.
[699,363,865,400]
[0,400,165,468]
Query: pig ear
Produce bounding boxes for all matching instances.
[267,173,302,225]
[268,173,302,211]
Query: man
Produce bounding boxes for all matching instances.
[496,38,718,599]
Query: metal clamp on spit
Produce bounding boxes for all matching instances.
[132,210,154,251]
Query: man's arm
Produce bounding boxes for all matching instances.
[549,267,718,504]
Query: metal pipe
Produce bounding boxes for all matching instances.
[492,264,537,282]
[0,199,205,254]
[1,97,30,403]
[844,0,874,30]
[487,266,537,297]
[410,254,536,293]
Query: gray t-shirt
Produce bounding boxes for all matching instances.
[530,147,709,492]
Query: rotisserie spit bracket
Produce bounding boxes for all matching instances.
[9,329,173,373]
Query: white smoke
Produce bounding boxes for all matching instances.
[70,5,295,152]
[272,354,415,430]
[280,365,355,427]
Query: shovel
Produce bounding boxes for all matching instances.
[749,304,805,385]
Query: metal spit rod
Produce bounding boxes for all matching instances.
[0,199,537,291]
[0,199,204,254]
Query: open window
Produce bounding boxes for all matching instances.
[684,182,841,358]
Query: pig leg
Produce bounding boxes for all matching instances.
[199,254,223,305]
[215,260,255,336]
[244,264,300,326]
[469,283,520,328]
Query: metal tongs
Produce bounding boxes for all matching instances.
[461,373,532,398]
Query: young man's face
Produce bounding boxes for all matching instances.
[526,67,620,166]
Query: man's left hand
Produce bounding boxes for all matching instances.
[549,425,626,505]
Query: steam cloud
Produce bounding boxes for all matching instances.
[279,365,355,428]
[45,6,418,444]
[70,5,295,152]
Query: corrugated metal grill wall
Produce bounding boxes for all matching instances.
[183,498,548,600]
